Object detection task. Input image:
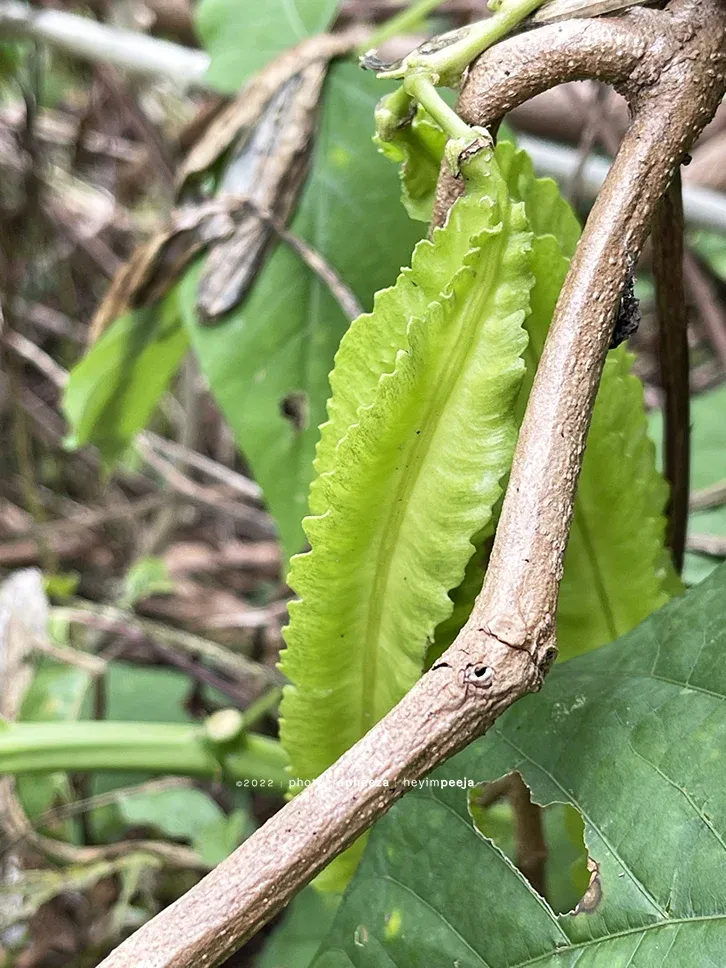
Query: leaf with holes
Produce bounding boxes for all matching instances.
[280,148,534,889]
[181,64,424,560]
[314,561,726,967]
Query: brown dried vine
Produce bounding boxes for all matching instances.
[97,2,726,965]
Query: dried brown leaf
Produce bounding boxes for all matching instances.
[195,61,327,322]
[88,198,243,343]
[175,30,364,193]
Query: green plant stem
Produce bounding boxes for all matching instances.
[360,0,449,54]
[241,687,282,730]
[0,721,290,790]
[420,0,546,79]
[403,73,471,140]
[375,0,545,149]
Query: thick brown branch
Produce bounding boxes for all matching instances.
[96,3,726,966]
[652,173,689,573]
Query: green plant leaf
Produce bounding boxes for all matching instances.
[375,106,448,222]
[181,64,425,560]
[689,229,726,281]
[495,139,580,258]
[119,785,223,842]
[117,784,253,866]
[196,0,340,93]
[195,808,252,867]
[18,661,92,826]
[280,154,534,889]
[87,662,202,843]
[62,293,187,466]
[558,346,675,657]
[258,888,341,968]
[315,562,726,967]
[432,142,676,662]
[501,142,676,656]
[119,557,175,609]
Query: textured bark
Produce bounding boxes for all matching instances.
[97,3,726,965]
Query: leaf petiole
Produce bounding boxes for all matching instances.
[402,73,494,178]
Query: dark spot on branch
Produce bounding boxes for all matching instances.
[610,256,641,348]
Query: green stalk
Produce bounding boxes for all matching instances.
[420,0,546,79]
[373,0,546,149]
[241,687,283,730]
[403,73,472,140]
[0,720,290,790]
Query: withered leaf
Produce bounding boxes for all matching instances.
[195,61,327,322]
[91,29,363,341]
[176,29,365,195]
[88,198,244,343]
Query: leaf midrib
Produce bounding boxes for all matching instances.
[511,915,725,968]
[359,224,507,735]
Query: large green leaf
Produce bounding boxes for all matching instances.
[62,294,188,466]
[181,64,425,560]
[258,889,341,968]
[280,153,534,888]
[315,561,726,967]
[196,0,340,93]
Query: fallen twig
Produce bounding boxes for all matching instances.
[53,599,283,693]
[135,439,276,539]
[687,533,726,558]
[140,431,263,503]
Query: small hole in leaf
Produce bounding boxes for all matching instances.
[280,391,309,432]
[470,772,593,915]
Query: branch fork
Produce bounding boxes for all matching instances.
[97,2,726,965]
